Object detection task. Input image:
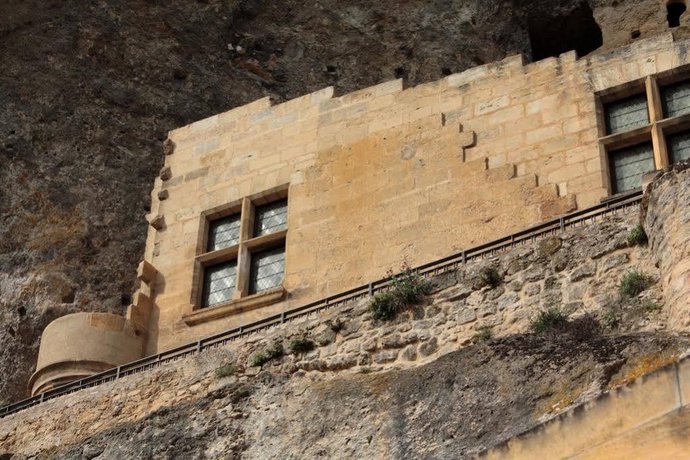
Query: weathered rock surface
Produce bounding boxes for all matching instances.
[1,0,688,409]
[1,331,686,459]
[643,161,690,329]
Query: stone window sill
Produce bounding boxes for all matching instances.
[182,287,286,326]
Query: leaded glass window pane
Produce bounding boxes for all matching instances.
[254,199,288,237]
[605,94,649,134]
[667,131,690,163]
[249,247,285,294]
[203,261,237,307]
[207,214,241,251]
[662,80,690,118]
[609,142,655,193]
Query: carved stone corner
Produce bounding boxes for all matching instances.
[137,260,158,285]
[159,166,172,181]
[459,130,476,148]
[163,138,176,156]
[149,215,165,230]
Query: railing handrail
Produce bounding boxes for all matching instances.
[0,190,643,419]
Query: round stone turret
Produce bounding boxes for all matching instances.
[29,312,144,396]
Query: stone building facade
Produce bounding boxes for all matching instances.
[28,32,690,395]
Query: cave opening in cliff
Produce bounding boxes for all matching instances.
[527,3,603,61]
[667,1,687,28]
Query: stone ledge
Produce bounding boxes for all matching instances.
[480,354,690,459]
[182,287,286,326]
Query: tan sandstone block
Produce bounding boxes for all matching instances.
[525,123,562,145]
[540,195,577,219]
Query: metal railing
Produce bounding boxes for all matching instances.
[0,190,643,419]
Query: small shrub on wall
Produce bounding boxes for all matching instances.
[479,266,503,288]
[249,342,284,367]
[602,306,620,329]
[627,224,648,246]
[473,326,493,343]
[370,292,399,321]
[530,307,568,334]
[288,337,315,354]
[214,363,236,379]
[369,265,431,321]
[619,270,653,297]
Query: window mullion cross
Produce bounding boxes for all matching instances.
[646,75,670,168]
[235,197,254,298]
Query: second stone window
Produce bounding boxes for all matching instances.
[600,72,690,195]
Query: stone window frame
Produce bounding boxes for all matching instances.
[597,67,690,195]
[183,184,288,326]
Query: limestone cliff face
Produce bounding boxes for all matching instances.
[643,162,690,330]
[0,0,686,405]
[10,334,688,460]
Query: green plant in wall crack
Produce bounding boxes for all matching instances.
[642,300,661,313]
[390,265,431,304]
[214,363,237,379]
[619,270,654,297]
[602,306,620,329]
[473,326,493,342]
[627,224,648,246]
[249,341,284,367]
[369,291,399,321]
[530,306,568,334]
[369,265,431,321]
[288,337,315,354]
[479,266,503,288]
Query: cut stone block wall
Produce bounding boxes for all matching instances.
[148,33,690,351]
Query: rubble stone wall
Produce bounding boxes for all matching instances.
[2,208,675,457]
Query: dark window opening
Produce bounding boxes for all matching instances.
[202,261,237,307]
[667,131,690,163]
[249,247,285,295]
[668,2,686,28]
[604,93,649,135]
[608,142,655,194]
[207,213,241,252]
[528,2,603,61]
[662,79,690,117]
[254,199,288,237]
